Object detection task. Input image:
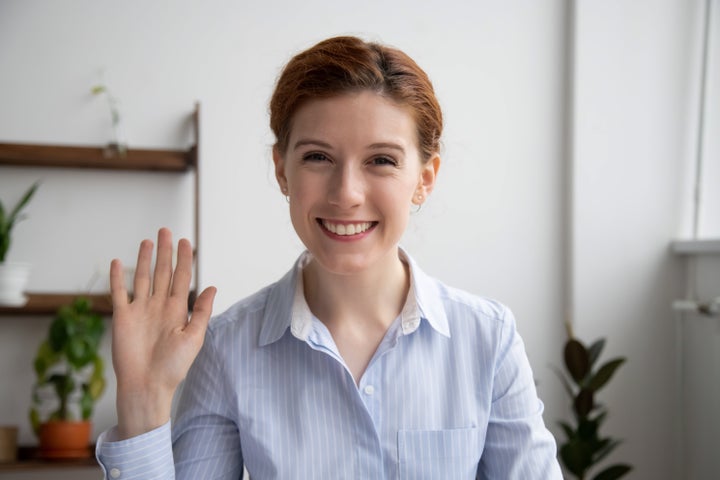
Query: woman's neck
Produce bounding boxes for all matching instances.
[302,248,410,331]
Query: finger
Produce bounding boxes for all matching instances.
[110,259,129,308]
[152,228,174,296]
[133,239,154,300]
[170,238,193,299]
[184,286,217,339]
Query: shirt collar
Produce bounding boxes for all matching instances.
[258,247,450,347]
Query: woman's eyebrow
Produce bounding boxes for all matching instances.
[367,142,405,153]
[293,139,332,150]
[293,139,406,154]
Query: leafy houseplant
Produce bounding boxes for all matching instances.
[555,326,632,480]
[30,297,106,456]
[0,182,39,306]
[0,181,39,263]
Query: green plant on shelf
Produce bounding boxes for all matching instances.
[29,297,106,433]
[92,79,127,157]
[0,182,39,263]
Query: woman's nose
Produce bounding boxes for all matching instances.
[327,164,364,208]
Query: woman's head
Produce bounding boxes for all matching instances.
[270,36,443,162]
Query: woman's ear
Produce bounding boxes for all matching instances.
[273,146,289,194]
[414,154,441,203]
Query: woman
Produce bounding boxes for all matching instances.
[97,36,562,479]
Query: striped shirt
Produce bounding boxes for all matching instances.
[97,249,562,479]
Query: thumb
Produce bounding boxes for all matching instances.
[185,286,217,338]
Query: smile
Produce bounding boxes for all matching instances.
[319,219,376,236]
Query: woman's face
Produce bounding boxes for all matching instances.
[274,90,439,276]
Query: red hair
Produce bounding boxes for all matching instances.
[269,36,443,162]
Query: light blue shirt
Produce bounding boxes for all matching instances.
[96,249,562,479]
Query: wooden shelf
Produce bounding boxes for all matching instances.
[0,293,113,316]
[0,103,201,318]
[0,142,196,172]
[0,291,197,316]
[0,445,100,472]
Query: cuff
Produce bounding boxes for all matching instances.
[95,421,174,479]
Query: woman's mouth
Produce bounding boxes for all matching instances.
[318,219,377,236]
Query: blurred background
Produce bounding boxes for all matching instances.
[0,0,717,478]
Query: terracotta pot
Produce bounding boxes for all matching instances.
[38,420,92,459]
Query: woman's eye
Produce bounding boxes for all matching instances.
[303,152,329,162]
[371,156,397,166]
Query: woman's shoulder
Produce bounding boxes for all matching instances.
[206,282,278,334]
[436,280,508,318]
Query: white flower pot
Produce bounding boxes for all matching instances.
[0,262,31,306]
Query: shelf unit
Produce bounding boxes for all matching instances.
[0,103,200,315]
[0,105,201,472]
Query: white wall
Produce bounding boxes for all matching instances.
[0,0,707,478]
[572,0,708,479]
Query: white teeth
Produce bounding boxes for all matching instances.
[322,220,372,236]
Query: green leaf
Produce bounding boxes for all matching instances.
[592,464,632,480]
[29,408,40,436]
[574,388,595,417]
[576,416,600,441]
[588,358,626,392]
[33,340,59,379]
[587,338,606,367]
[66,337,91,368]
[88,375,106,401]
[80,387,94,419]
[0,181,39,261]
[593,438,622,465]
[91,85,106,94]
[7,182,39,225]
[560,440,592,477]
[48,316,69,352]
[564,339,590,384]
[558,421,575,440]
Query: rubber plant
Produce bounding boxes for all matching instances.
[29,297,106,433]
[555,324,632,480]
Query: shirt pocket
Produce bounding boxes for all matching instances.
[398,427,479,480]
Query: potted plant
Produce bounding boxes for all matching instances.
[92,81,127,158]
[29,297,106,458]
[554,324,633,480]
[0,181,39,306]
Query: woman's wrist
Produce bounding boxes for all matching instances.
[116,387,174,440]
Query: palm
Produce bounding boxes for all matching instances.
[110,228,216,438]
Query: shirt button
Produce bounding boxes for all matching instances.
[364,385,375,395]
[109,467,121,478]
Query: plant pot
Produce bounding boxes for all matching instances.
[0,426,18,463]
[0,262,30,306]
[38,420,92,459]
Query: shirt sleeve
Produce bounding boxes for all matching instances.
[477,307,563,479]
[171,325,244,479]
[95,326,243,480]
[95,422,175,480]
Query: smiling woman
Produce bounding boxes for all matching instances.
[95,36,563,479]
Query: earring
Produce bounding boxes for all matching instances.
[412,194,424,213]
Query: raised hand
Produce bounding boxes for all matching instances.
[109,228,217,439]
